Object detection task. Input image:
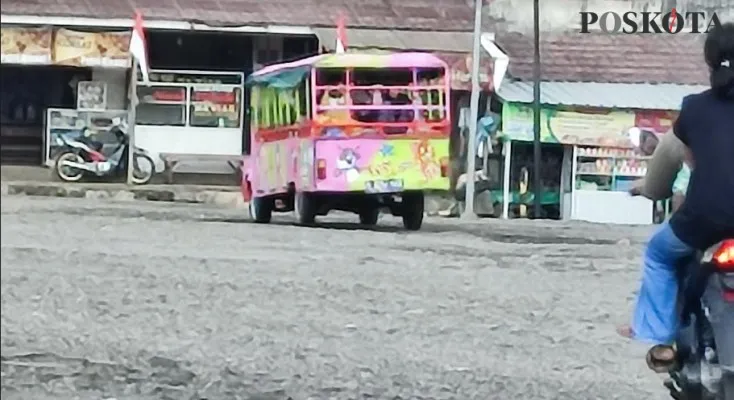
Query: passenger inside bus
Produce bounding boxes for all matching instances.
[378,89,413,134]
[316,86,350,124]
[349,87,377,122]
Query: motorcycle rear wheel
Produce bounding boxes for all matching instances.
[54,152,85,182]
[130,154,155,185]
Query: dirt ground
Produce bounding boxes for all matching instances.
[1,195,670,399]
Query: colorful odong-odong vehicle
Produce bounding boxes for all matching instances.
[241,52,451,230]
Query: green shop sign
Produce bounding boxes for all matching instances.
[500,102,637,147]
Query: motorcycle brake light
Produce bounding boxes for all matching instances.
[713,239,734,269]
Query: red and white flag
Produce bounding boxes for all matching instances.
[130,10,150,83]
[335,12,347,53]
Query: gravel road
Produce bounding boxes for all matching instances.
[1,195,670,400]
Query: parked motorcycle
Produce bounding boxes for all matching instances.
[628,127,734,400]
[53,120,155,185]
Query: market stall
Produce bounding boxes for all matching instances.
[18,26,134,166]
[499,102,660,224]
[134,70,245,156]
[2,26,129,165]
[570,145,652,224]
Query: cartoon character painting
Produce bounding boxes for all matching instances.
[314,138,449,192]
[335,147,361,183]
[414,140,440,181]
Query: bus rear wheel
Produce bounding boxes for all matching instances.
[401,192,424,230]
[358,207,379,226]
[294,191,317,225]
[249,196,273,223]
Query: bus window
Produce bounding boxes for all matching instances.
[298,83,308,123]
[252,84,307,130]
[351,68,412,86]
[313,67,447,130]
[276,87,304,126]
[350,86,378,123]
[416,69,446,122]
[315,69,345,106]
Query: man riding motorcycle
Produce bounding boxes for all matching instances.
[620,22,734,376]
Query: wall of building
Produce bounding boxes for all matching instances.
[485,0,734,34]
[92,68,127,111]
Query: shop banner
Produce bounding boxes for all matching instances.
[501,103,637,147]
[1,26,53,65]
[54,29,131,68]
[144,70,245,85]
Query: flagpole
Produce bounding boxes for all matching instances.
[532,0,542,218]
[126,58,139,185]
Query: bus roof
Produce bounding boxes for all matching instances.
[247,52,447,88]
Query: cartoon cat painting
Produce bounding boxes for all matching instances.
[335,147,361,183]
[414,140,440,181]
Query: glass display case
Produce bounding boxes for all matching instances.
[133,70,245,156]
[570,145,654,224]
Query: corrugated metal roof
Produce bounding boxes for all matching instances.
[496,80,709,110]
[314,28,473,52]
[496,32,707,85]
[1,0,481,31]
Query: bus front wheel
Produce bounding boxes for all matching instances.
[401,192,424,231]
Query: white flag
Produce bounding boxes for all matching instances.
[130,10,150,84]
[335,12,347,53]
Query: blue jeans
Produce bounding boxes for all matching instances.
[632,222,695,345]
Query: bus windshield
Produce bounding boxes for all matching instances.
[313,67,448,134]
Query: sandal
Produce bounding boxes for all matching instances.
[646,345,678,373]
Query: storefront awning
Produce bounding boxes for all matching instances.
[313,28,505,91]
[497,81,708,111]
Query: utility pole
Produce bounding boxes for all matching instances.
[461,0,483,219]
[531,0,542,218]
